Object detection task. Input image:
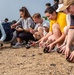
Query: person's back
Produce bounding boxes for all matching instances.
[2,22,13,41]
[0,23,6,43]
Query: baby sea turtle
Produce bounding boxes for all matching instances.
[43,47,49,53]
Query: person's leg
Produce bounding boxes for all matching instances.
[57,26,69,53]
[16,31,22,43]
[52,23,62,46]
[38,27,44,38]
[40,23,62,48]
[45,34,55,46]
[12,31,23,48]
[10,31,17,45]
[33,32,41,40]
[19,32,35,44]
[58,35,67,53]
[47,23,63,52]
[52,24,62,39]
[0,31,3,47]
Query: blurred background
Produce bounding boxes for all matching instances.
[0,0,53,21]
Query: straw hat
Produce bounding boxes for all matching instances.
[60,0,74,11]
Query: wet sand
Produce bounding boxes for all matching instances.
[0,44,74,75]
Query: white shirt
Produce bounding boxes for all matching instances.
[17,17,35,30]
[35,19,49,30]
[34,19,49,36]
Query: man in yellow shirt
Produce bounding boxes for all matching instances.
[39,6,67,52]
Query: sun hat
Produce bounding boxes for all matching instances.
[60,0,74,11]
[56,4,63,12]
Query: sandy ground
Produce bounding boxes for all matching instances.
[0,44,74,75]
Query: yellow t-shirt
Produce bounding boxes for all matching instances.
[49,12,67,33]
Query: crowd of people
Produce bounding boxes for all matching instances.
[0,0,74,63]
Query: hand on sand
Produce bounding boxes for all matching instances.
[47,43,55,52]
[65,48,70,59]
[39,40,44,48]
[44,40,50,47]
[59,45,66,54]
[69,51,74,62]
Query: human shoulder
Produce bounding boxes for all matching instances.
[58,12,66,17]
[43,19,49,24]
[57,12,66,21]
[43,20,49,28]
[18,18,23,21]
[27,17,32,21]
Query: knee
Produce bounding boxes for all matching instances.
[38,27,43,32]
[33,32,41,40]
[19,33,23,38]
[52,23,60,29]
[48,36,55,42]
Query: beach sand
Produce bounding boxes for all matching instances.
[0,44,74,75]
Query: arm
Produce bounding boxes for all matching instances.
[11,18,22,29]
[65,29,74,58]
[24,18,35,32]
[39,31,52,42]
[11,23,18,28]
[48,33,66,52]
[65,15,74,58]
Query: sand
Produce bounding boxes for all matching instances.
[0,44,74,75]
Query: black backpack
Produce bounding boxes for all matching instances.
[2,22,13,41]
